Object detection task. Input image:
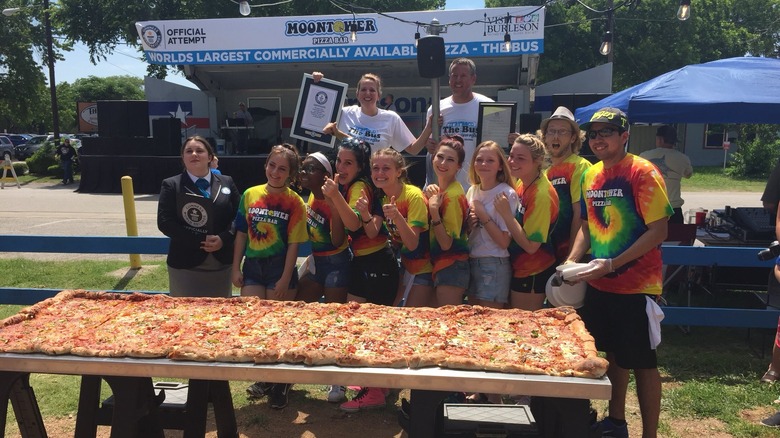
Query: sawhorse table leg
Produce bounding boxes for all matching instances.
[0,372,47,438]
[184,380,237,438]
[75,375,165,438]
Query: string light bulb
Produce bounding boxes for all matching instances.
[677,0,691,21]
[239,0,251,16]
[504,33,511,52]
[414,29,420,48]
[599,31,612,56]
[350,21,357,42]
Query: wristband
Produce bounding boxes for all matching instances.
[362,216,372,225]
[431,219,442,226]
[606,258,614,272]
[479,218,493,226]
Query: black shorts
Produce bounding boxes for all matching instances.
[578,285,657,369]
[349,246,399,306]
[510,264,557,293]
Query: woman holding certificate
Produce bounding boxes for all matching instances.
[313,72,428,155]
[157,135,240,297]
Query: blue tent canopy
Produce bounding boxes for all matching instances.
[574,57,780,125]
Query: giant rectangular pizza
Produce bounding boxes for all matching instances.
[0,290,607,378]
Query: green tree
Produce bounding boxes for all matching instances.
[485,0,779,89]
[55,76,145,132]
[0,0,61,133]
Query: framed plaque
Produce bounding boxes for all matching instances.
[477,102,517,150]
[290,74,349,148]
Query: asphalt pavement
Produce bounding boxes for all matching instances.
[0,180,768,259]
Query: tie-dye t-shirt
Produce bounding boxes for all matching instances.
[381,183,432,275]
[579,154,673,295]
[545,154,592,262]
[234,185,307,259]
[342,179,388,257]
[509,175,559,278]
[429,180,469,276]
[306,196,349,257]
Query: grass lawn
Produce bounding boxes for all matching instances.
[686,166,767,192]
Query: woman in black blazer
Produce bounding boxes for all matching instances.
[157,135,240,297]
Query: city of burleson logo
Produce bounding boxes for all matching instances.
[483,13,540,36]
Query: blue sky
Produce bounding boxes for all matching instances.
[53,0,485,88]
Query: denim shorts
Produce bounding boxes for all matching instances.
[309,250,351,289]
[400,266,434,287]
[468,257,511,303]
[434,260,470,288]
[242,254,299,290]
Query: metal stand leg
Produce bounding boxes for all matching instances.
[0,372,47,438]
[530,396,592,438]
[408,389,448,438]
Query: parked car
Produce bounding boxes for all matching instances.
[14,135,47,160]
[0,135,14,160]
[6,134,32,147]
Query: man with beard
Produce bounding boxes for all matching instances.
[539,106,592,262]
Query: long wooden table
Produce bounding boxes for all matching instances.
[0,354,611,437]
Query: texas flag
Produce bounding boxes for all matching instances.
[148,101,210,129]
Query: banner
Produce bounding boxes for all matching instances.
[136,7,544,66]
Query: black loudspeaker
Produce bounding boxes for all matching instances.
[519,113,542,134]
[153,117,182,156]
[417,36,446,79]
[97,100,150,138]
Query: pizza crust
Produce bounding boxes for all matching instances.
[0,290,609,378]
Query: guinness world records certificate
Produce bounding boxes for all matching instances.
[291,74,348,148]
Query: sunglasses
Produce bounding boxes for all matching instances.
[586,127,620,139]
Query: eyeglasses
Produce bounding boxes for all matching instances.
[586,128,620,139]
[545,129,571,137]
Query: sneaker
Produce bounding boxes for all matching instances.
[592,417,629,438]
[269,383,292,410]
[327,385,347,403]
[339,387,386,412]
[246,381,273,399]
[761,411,780,427]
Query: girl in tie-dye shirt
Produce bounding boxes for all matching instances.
[232,144,307,301]
[297,151,350,304]
[370,148,433,307]
[495,134,559,310]
[425,136,470,306]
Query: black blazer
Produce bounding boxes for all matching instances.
[157,172,241,269]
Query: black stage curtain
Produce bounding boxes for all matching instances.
[77,154,429,195]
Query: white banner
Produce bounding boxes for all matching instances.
[136,6,544,65]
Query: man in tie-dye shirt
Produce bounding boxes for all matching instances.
[565,107,673,438]
[540,106,592,263]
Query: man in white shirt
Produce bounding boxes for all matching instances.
[419,58,494,189]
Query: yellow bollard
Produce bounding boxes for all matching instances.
[121,176,142,269]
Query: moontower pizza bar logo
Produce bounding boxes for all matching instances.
[482,12,540,35]
[586,188,624,207]
[285,18,377,45]
[141,25,163,48]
